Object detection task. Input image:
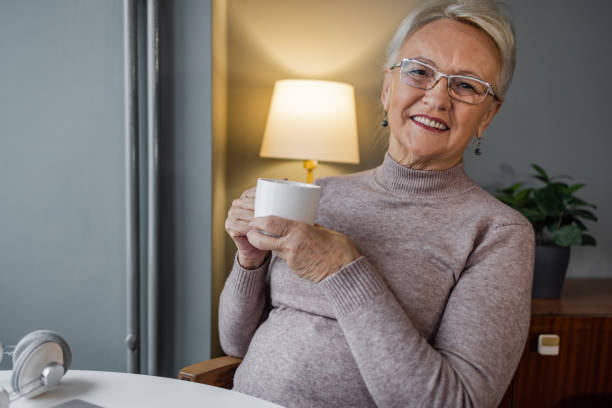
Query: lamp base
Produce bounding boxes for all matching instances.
[303,160,318,184]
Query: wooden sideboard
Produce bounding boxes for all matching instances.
[499,279,612,407]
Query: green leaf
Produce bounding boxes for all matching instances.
[567,196,597,209]
[498,183,523,195]
[515,188,533,207]
[581,234,597,246]
[531,164,550,182]
[550,182,570,193]
[571,217,588,231]
[534,187,565,217]
[533,175,549,184]
[573,209,598,222]
[498,196,515,207]
[553,225,583,246]
[520,208,546,222]
[567,183,585,194]
[562,194,577,206]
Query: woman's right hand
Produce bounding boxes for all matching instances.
[225,186,270,269]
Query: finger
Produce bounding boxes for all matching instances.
[231,197,254,211]
[226,228,243,238]
[228,206,254,222]
[241,196,255,210]
[314,223,331,232]
[246,229,282,251]
[249,216,292,237]
[241,187,257,198]
[226,219,251,236]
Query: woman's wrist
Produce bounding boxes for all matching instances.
[318,246,361,282]
[342,246,361,267]
[238,252,270,270]
[338,237,361,268]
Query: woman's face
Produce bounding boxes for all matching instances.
[381,18,502,170]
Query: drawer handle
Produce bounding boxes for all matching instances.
[538,334,560,356]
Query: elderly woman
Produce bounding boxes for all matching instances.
[220,0,534,407]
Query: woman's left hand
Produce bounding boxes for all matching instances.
[246,216,361,283]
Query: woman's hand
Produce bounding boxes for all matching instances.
[246,216,360,283]
[225,187,271,269]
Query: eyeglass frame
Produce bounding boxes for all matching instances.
[390,58,499,105]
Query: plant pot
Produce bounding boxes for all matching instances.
[532,245,571,298]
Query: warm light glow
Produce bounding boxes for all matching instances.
[228,0,419,77]
[260,79,359,164]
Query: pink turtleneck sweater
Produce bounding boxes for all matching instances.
[219,153,535,408]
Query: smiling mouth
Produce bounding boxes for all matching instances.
[410,115,449,132]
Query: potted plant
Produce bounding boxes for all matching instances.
[496,164,598,298]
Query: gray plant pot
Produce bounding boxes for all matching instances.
[532,245,571,298]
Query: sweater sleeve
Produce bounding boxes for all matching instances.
[218,253,271,358]
[318,223,535,408]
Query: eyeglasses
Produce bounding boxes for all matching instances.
[390,58,497,105]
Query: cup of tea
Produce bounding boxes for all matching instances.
[254,178,321,225]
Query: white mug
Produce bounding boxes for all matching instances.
[254,178,321,225]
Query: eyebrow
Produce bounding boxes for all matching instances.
[411,56,486,81]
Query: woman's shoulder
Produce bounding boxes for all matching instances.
[466,183,533,230]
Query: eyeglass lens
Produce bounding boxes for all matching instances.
[400,60,489,104]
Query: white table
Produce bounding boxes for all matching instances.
[0,370,284,408]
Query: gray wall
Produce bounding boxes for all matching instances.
[0,0,214,377]
[0,0,126,371]
[158,0,213,377]
[464,0,612,278]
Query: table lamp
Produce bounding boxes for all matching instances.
[259,79,359,183]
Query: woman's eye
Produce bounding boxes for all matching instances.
[459,82,476,90]
[455,82,482,94]
[409,69,430,77]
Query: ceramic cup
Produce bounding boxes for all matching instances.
[254,178,321,226]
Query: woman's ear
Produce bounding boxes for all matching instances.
[380,69,392,111]
[476,100,502,138]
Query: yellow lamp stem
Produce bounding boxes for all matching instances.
[303,160,318,184]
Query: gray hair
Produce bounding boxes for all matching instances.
[385,0,516,100]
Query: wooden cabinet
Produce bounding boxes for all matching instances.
[499,279,612,407]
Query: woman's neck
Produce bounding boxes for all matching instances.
[387,140,463,171]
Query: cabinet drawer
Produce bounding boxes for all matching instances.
[512,316,612,407]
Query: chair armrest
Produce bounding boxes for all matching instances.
[178,356,242,389]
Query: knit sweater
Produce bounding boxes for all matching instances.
[219,153,535,408]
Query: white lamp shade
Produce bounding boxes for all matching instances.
[259,79,359,163]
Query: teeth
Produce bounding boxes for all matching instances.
[412,116,448,130]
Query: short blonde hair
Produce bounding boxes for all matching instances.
[385,0,516,100]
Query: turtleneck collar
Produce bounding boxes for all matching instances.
[373,152,476,198]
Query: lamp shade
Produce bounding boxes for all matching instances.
[259,79,359,164]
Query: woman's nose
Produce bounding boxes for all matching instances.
[422,77,452,110]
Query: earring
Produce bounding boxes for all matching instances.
[382,111,388,127]
[474,137,482,156]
